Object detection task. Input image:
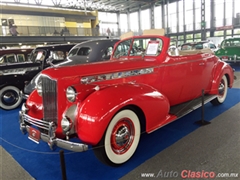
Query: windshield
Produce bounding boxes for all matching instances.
[221,39,240,48]
[181,42,209,50]
[113,37,163,58]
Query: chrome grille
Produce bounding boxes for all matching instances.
[23,113,49,130]
[42,76,57,124]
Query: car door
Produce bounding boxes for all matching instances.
[161,55,202,105]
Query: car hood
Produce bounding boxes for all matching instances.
[215,47,240,56]
[24,57,90,94]
[42,57,160,80]
[54,57,92,67]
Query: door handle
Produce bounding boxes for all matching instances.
[199,62,205,66]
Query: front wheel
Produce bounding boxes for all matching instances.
[0,86,22,110]
[211,75,228,105]
[93,109,141,166]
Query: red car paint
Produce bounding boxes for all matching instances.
[25,34,234,145]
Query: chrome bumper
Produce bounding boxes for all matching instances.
[19,103,88,152]
[20,91,29,100]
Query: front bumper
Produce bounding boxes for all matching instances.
[20,91,29,100]
[220,56,240,63]
[19,103,88,152]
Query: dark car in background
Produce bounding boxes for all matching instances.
[0,44,75,110]
[24,38,119,96]
[0,48,33,64]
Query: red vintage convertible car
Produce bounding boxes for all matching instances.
[19,29,234,166]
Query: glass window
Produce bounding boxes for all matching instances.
[77,47,91,56]
[181,44,192,50]
[0,56,4,64]
[130,38,150,56]
[130,12,139,32]
[120,14,128,33]
[215,31,224,36]
[141,9,150,30]
[222,39,240,48]
[68,48,79,57]
[30,50,46,62]
[6,54,16,63]
[50,51,66,60]
[102,46,113,60]
[186,34,193,39]
[154,6,162,28]
[234,28,240,34]
[215,0,224,27]
[194,33,201,39]
[17,54,25,62]
[209,43,216,49]
[113,40,131,58]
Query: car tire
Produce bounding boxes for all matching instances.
[93,109,141,166]
[211,75,228,105]
[0,86,22,110]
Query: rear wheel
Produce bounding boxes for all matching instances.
[93,109,141,166]
[211,75,228,105]
[0,86,22,110]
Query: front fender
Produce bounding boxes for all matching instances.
[76,83,170,145]
[209,61,234,94]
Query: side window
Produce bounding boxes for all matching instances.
[113,40,131,58]
[6,54,16,63]
[210,44,216,49]
[0,56,5,64]
[50,51,65,60]
[17,54,25,62]
[102,46,113,60]
[77,47,91,56]
[31,51,46,62]
[68,48,79,57]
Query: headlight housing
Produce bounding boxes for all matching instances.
[36,80,42,96]
[61,116,72,132]
[66,86,76,102]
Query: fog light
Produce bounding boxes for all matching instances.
[66,86,76,102]
[61,116,72,132]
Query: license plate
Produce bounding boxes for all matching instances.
[28,127,40,144]
[222,58,228,61]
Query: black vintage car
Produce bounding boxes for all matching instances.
[0,48,33,64]
[0,44,75,110]
[24,39,119,96]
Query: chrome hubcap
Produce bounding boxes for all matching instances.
[1,90,19,105]
[111,118,134,154]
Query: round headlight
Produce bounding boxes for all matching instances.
[61,116,72,132]
[36,80,42,96]
[66,86,76,102]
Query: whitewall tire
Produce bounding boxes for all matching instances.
[0,86,22,110]
[93,109,141,166]
[211,75,228,105]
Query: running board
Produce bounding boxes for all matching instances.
[170,94,217,119]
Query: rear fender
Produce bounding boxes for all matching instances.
[209,61,234,94]
[76,83,170,145]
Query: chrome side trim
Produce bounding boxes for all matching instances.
[81,67,154,84]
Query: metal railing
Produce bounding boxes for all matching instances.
[0,26,121,37]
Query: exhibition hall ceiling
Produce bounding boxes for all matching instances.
[0,0,179,13]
